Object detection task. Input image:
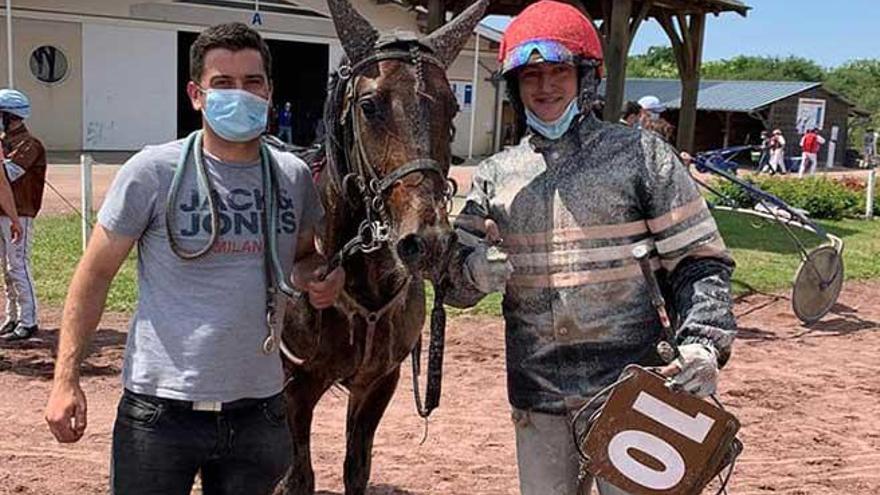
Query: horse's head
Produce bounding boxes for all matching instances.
[326,0,487,278]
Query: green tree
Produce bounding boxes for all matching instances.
[826,60,880,143]
[701,55,825,81]
[627,46,825,82]
[627,46,678,78]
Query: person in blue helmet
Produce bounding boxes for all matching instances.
[0,88,40,342]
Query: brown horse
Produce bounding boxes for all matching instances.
[275,1,487,494]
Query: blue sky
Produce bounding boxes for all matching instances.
[482,0,880,68]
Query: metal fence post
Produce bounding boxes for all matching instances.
[867,168,876,221]
[81,153,93,251]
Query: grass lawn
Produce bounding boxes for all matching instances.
[29,212,879,317]
[31,215,137,313]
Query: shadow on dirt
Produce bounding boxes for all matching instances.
[0,327,126,380]
[738,302,878,342]
[794,302,879,337]
[317,485,417,495]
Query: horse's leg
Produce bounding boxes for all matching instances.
[276,368,333,495]
[343,367,401,495]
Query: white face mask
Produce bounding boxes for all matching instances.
[524,99,581,140]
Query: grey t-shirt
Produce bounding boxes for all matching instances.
[98,138,323,402]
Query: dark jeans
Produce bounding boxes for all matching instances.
[278,126,293,144]
[111,389,292,495]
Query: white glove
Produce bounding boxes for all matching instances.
[464,244,513,294]
[666,344,719,398]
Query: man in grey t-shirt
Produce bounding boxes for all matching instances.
[44,23,344,495]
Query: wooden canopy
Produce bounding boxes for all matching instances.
[409,0,750,152]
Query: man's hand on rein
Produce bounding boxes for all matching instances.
[656,343,719,398]
[306,266,345,310]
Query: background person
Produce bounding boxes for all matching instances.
[444,2,737,494]
[0,89,44,342]
[44,22,343,495]
[798,127,826,178]
[636,95,676,142]
[278,101,293,144]
[619,100,641,127]
[863,128,878,168]
[766,128,787,175]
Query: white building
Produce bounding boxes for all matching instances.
[0,0,501,158]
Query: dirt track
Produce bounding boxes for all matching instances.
[1,280,879,494]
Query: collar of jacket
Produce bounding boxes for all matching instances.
[1,122,30,144]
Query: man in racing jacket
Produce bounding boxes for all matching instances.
[445,2,737,494]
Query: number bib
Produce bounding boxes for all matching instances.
[582,366,741,495]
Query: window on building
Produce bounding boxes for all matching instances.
[29,45,68,84]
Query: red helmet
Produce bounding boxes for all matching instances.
[499,0,603,76]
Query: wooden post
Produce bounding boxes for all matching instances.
[722,111,731,148]
[468,32,480,159]
[867,168,876,221]
[678,13,704,153]
[602,0,633,122]
[5,0,13,87]
[658,11,705,153]
[427,0,445,33]
[81,153,93,252]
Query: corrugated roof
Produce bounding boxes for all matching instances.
[598,79,823,112]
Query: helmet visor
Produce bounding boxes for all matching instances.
[502,40,575,74]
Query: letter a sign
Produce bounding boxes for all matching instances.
[252,11,263,26]
[582,366,741,495]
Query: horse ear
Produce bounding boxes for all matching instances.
[326,0,379,64]
[423,0,489,68]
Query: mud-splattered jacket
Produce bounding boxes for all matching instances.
[446,114,736,415]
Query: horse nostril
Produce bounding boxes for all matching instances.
[396,234,426,263]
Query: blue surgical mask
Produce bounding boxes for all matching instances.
[201,88,269,142]
[525,99,580,140]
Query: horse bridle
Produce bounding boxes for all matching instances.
[322,42,457,419]
[325,44,457,263]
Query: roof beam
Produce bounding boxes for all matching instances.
[627,0,653,51]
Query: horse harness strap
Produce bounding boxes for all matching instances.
[409,281,447,419]
[336,277,413,366]
[371,159,447,195]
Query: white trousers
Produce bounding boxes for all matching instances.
[513,408,632,495]
[767,150,785,173]
[0,216,37,327]
[799,152,818,178]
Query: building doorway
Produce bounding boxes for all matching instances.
[177,32,329,146]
